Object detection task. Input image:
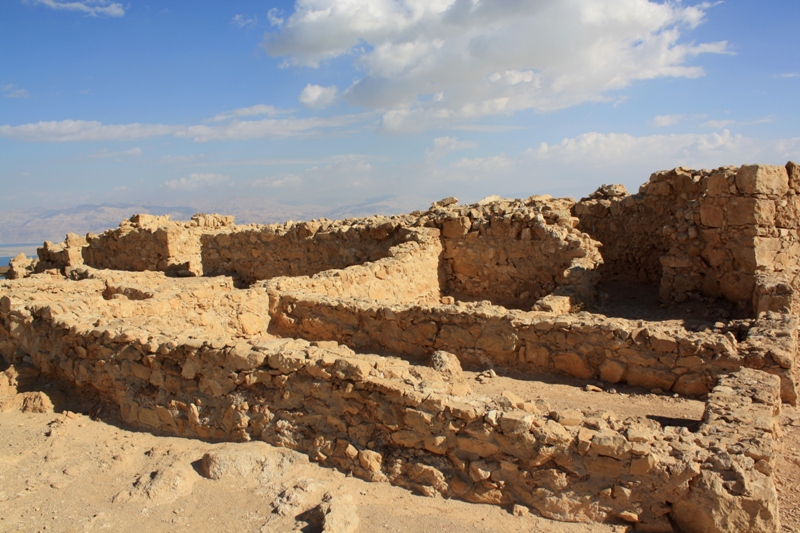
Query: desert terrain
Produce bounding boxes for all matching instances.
[3,363,797,533]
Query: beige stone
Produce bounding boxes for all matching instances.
[735,164,789,196]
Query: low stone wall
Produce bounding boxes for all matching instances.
[200,215,413,283]
[82,213,231,276]
[420,196,602,310]
[263,227,443,305]
[0,285,782,532]
[18,196,605,313]
[268,294,798,404]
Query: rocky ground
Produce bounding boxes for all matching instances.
[1,366,798,533]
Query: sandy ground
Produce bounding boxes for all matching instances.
[1,369,798,533]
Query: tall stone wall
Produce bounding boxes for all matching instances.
[576,162,800,314]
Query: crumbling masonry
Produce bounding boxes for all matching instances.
[2,162,799,532]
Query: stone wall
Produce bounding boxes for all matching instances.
[81,213,232,276]
[0,279,782,532]
[268,293,798,404]
[576,163,800,315]
[263,227,443,306]
[200,215,413,284]
[20,197,604,314]
[421,196,602,310]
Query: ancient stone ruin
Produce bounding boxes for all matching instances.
[2,162,799,532]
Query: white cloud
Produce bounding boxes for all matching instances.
[425,136,477,161]
[652,114,682,127]
[0,120,178,142]
[299,84,339,109]
[89,147,142,159]
[252,154,376,190]
[28,0,124,17]
[267,8,285,27]
[177,115,363,142]
[651,113,707,127]
[162,173,230,191]
[231,14,257,28]
[776,73,800,79]
[252,174,302,188]
[0,112,369,142]
[208,104,287,122]
[701,119,735,129]
[524,130,800,171]
[2,84,30,98]
[264,0,729,130]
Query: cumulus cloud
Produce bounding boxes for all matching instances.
[263,0,729,130]
[27,0,124,17]
[267,8,285,27]
[2,84,30,98]
[299,84,339,109]
[162,173,230,191]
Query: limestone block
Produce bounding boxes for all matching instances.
[671,470,779,533]
[735,164,789,196]
[672,374,710,396]
[626,365,676,391]
[591,431,631,460]
[430,350,463,380]
[787,161,800,192]
[726,197,775,226]
[649,332,677,353]
[699,204,725,228]
[706,173,731,196]
[599,359,626,383]
[553,352,594,380]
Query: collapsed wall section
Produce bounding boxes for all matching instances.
[0,283,783,532]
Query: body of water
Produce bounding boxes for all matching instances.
[0,243,39,264]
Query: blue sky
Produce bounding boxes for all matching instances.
[1,0,799,218]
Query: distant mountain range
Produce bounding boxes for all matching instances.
[0,195,432,244]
